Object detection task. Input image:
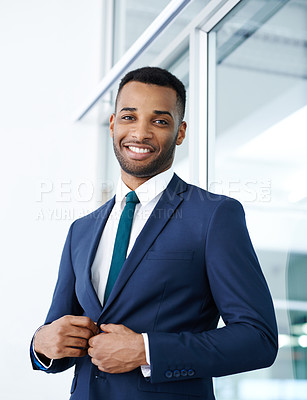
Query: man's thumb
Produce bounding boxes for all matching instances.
[100,323,120,333]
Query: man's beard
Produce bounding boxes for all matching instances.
[113,134,178,178]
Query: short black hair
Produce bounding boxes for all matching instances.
[115,66,186,122]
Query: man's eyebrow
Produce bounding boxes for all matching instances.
[153,110,173,120]
[120,107,137,112]
[119,107,174,120]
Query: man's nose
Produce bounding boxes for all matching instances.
[131,120,153,141]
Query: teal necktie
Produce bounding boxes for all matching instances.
[104,191,140,303]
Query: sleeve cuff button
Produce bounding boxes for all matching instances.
[165,370,173,379]
[180,369,188,376]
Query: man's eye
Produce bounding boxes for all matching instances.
[122,115,134,120]
[155,119,168,125]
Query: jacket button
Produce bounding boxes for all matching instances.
[180,369,188,377]
[165,370,173,379]
[173,370,180,378]
[187,369,195,376]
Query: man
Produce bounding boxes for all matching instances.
[31,67,278,399]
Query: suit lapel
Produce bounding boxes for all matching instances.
[82,196,115,320]
[101,174,188,316]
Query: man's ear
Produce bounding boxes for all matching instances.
[109,113,115,138]
[176,121,187,145]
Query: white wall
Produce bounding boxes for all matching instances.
[0,1,103,398]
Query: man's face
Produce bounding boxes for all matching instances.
[110,81,186,179]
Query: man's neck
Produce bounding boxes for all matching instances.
[121,168,172,191]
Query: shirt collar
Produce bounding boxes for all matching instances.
[115,168,174,207]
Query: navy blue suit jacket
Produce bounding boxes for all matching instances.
[31,174,278,400]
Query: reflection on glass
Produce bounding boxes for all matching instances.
[113,0,170,63]
[112,0,208,65]
[210,0,307,398]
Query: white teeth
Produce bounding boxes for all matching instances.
[128,146,150,154]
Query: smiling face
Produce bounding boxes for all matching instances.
[110,81,186,189]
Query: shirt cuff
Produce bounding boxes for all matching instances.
[31,326,53,370]
[32,346,53,370]
[141,333,151,377]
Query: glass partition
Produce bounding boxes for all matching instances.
[208,0,307,398]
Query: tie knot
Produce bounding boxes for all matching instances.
[126,191,139,205]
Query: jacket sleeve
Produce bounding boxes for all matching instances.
[147,198,278,383]
[30,222,83,374]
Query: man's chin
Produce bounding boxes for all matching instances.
[120,166,158,179]
[114,145,175,179]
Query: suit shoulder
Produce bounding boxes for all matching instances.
[71,197,115,229]
[184,182,243,209]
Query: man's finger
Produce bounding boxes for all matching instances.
[60,347,87,359]
[88,332,106,348]
[58,324,96,341]
[91,357,99,367]
[61,315,99,335]
[62,337,89,349]
[100,323,127,333]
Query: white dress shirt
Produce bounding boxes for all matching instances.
[91,168,174,376]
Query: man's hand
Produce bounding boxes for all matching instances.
[33,315,100,362]
[88,323,147,373]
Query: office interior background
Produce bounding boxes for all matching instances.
[0,0,306,399]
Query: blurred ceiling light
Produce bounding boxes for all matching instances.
[236,104,307,162]
[291,322,307,336]
[278,334,291,348]
[298,335,307,348]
